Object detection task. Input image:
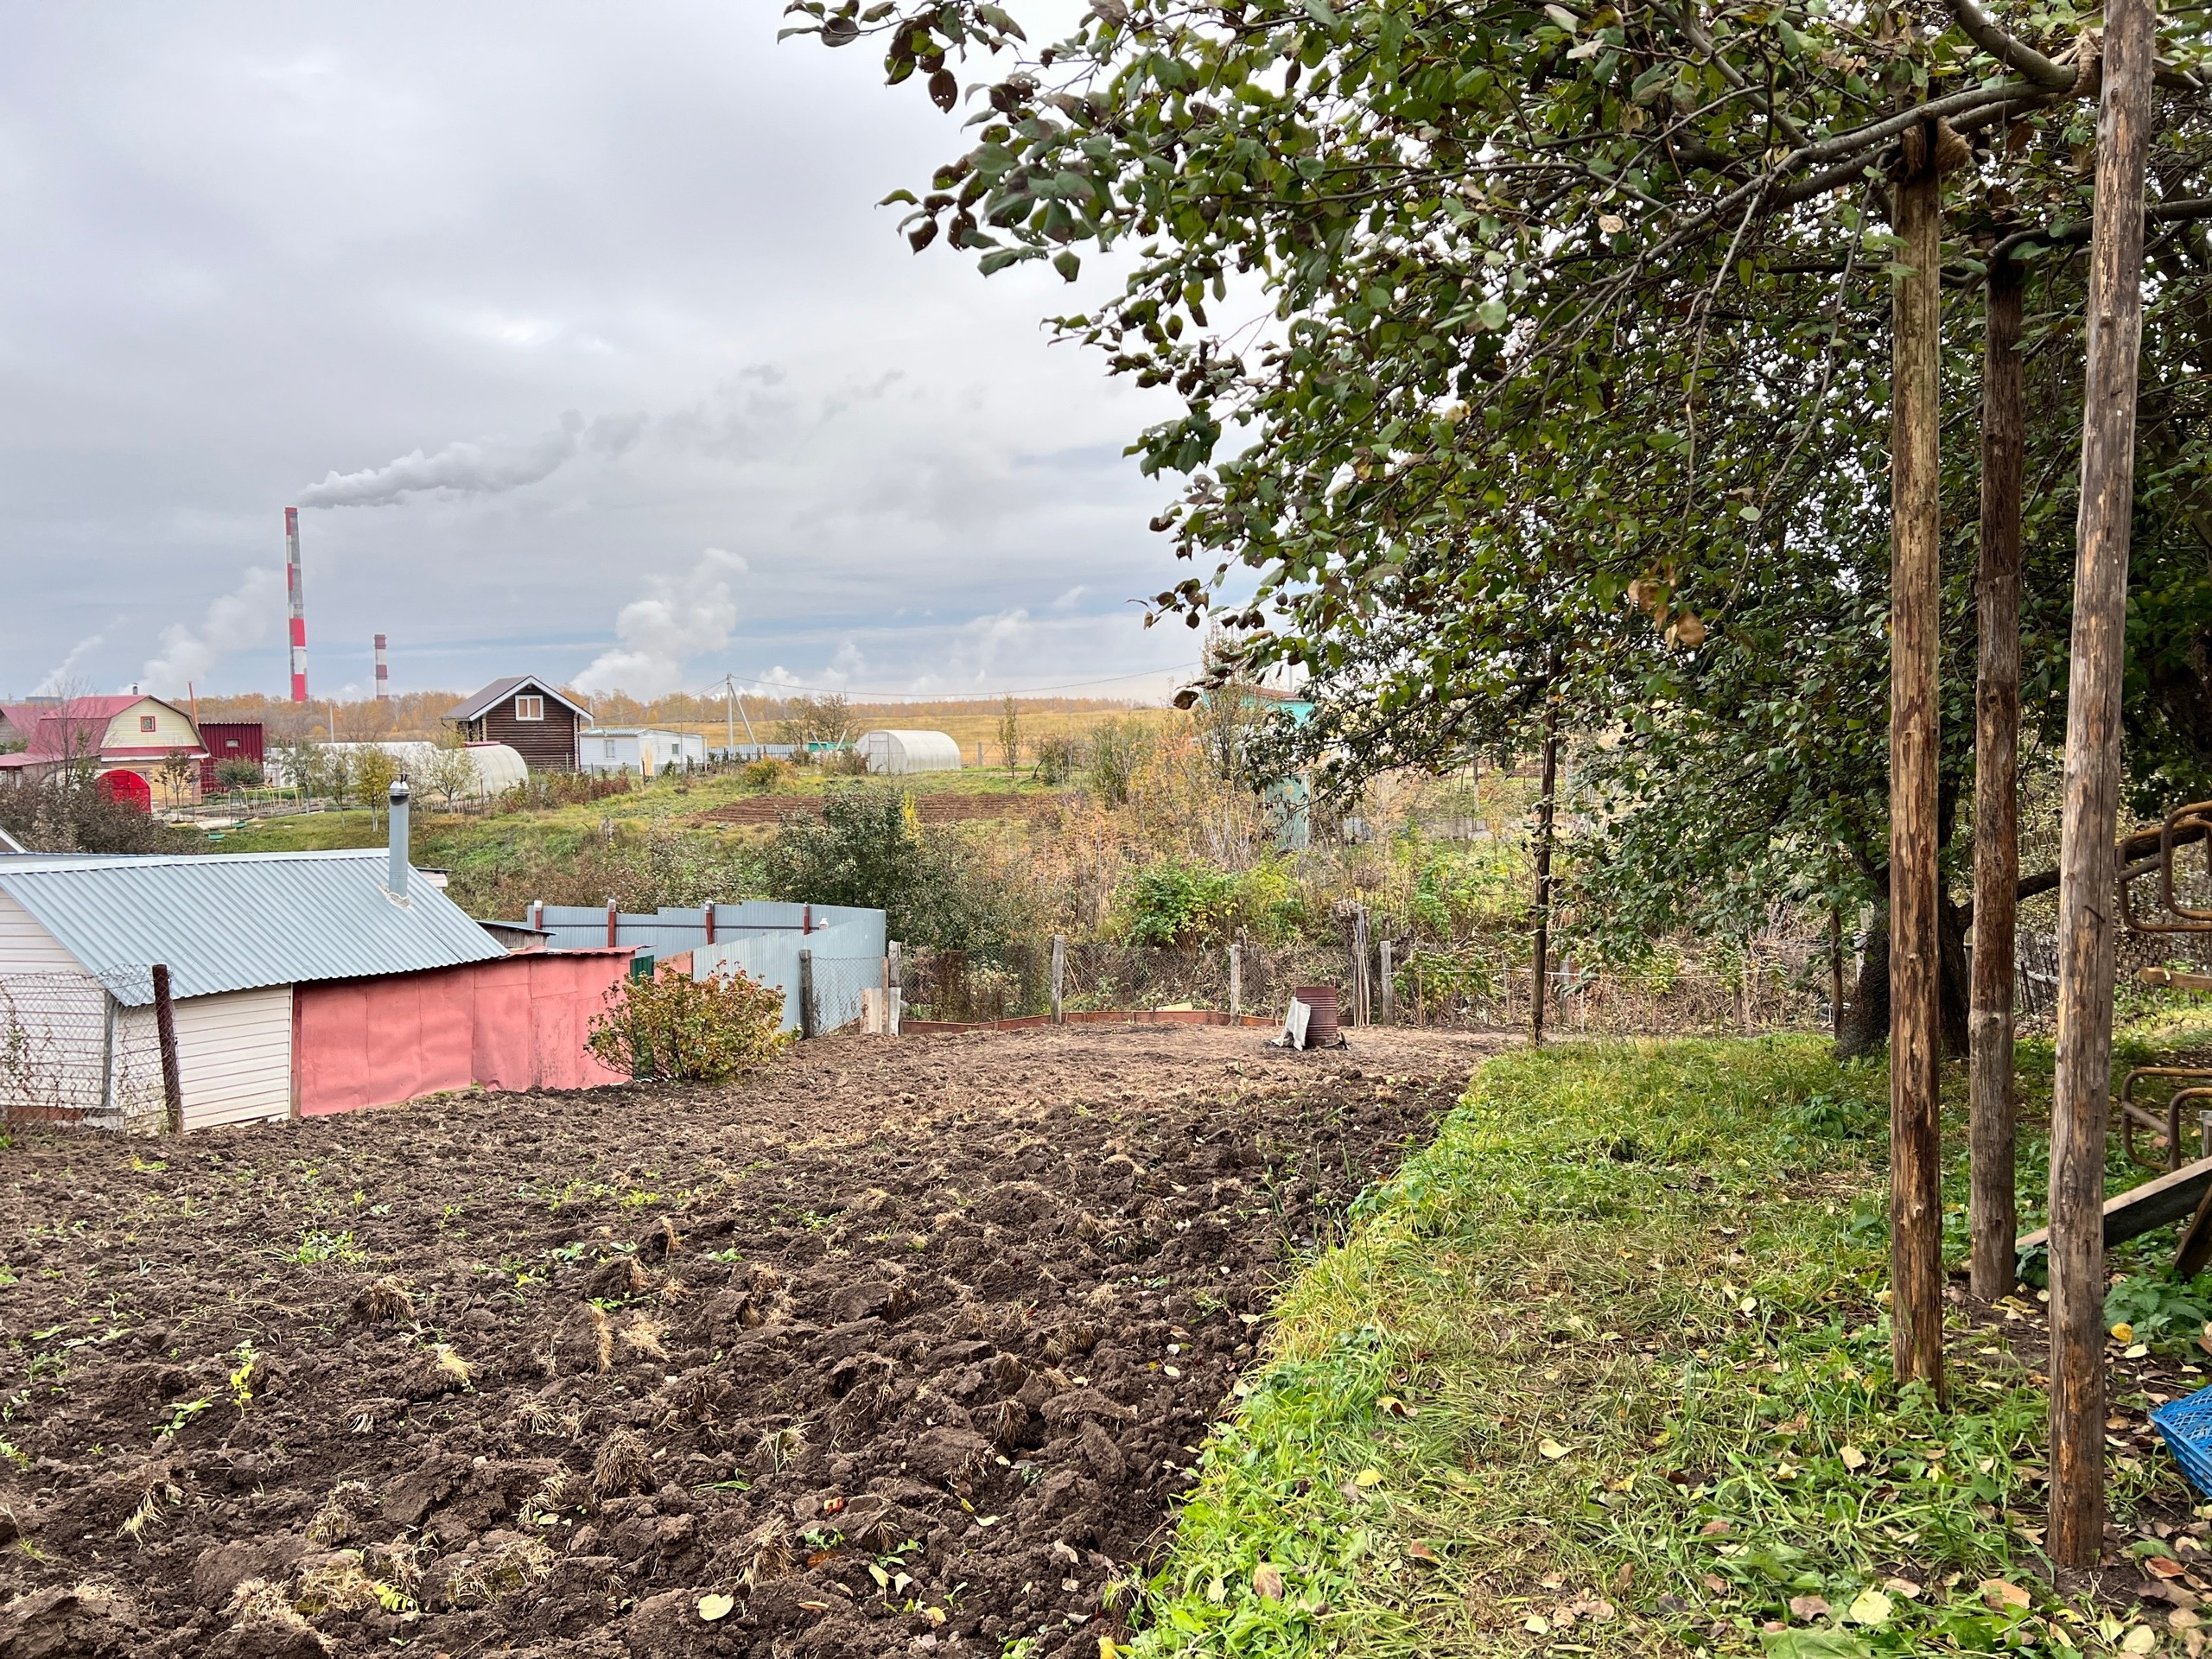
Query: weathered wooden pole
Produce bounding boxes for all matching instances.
[2050,0,2158,1568]
[152,963,182,1135]
[1351,907,1371,1027]
[798,948,817,1040]
[1969,256,2026,1301]
[1051,933,1066,1024]
[1889,127,1948,1399]
[1531,707,1560,1048]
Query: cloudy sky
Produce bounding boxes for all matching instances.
[0,3,1207,705]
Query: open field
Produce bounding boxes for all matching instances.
[0,1025,1499,1658]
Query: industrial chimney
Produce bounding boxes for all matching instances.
[284,507,308,703]
[387,779,410,901]
[374,634,389,702]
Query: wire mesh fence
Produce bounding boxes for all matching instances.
[0,969,163,1129]
[801,953,887,1036]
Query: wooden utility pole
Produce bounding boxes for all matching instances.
[2050,0,2158,1568]
[1532,707,1560,1047]
[1051,933,1066,1024]
[1888,128,1948,1400]
[1970,257,2027,1301]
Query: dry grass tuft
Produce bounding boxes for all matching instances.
[361,1537,430,1597]
[740,1517,796,1586]
[443,1537,556,1607]
[348,1275,416,1324]
[590,1305,614,1372]
[431,1344,474,1388]
[291,1554,385,1616]
[592,1427,654,1497]
[305,1479,377,1547]
[228,1577,333,1653]
[117,1491,162,1545]
[616,1313,669,1362]
[753,1421,807,1473]
[519,1466,592,1527]
[518,1396,581,1440]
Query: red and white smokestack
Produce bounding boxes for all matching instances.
[284,507,308,703]
[373,633,389,702]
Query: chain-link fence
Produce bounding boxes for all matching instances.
[0,969,163,1129]
[801,952,887,1036]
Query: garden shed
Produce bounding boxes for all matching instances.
[860,729,962,775]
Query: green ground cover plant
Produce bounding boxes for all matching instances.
[1133,1037,2212,1658]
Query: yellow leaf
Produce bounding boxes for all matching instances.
[1253,1562,1285,1600]
[1524,1615,1550,1634]
[868,1562,890,1590]
[1980,1579,2031,1610]
[1538,1438,1570,1459]
[1352,1468,1383,1487]
[1847,1588,1894,1626]
[2112,1322,2136,1343]
[696,1592,734,1623]
[1840,1445,1866,1471]
[2121,1626,2158,1655]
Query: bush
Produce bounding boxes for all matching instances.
[1085,717,1155,808]
[758,785,1019,949]
[587,967,787,1084]
[213,758,264,791]
[1032,734,1082,786]
[739,758,789,791]
[1116,859,1237,946]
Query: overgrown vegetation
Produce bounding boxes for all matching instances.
[585,967,787,1084]
[1135,1038,2204,1657]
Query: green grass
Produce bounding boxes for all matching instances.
[1131,1034,2210,1658]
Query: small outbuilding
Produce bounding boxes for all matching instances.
[859,730,963,776]
[582,728,708,777]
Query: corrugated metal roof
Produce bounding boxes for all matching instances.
[0,849,504,1005]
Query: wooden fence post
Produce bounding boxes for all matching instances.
[2050,0,2157,1567]
[152,963,182,1134]
[1970,256,2026,1302]
[1229,942,1242,1020]
[1380,938,1395,1024]
[1533,705,1560,1047]
[605,898,618,949]
[798,949,817,1040]
[1887,127,1948,1402]
[1051,934,1065,1024]
[1352,908,1370,1027]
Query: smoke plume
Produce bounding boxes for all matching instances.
[297,410,645,509]
[142,568,282,693]
[573,548,747,700]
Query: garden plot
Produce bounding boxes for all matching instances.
[0,1024,1497,1658]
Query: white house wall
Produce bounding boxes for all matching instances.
[172,987,294,1130]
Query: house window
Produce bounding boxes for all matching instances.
[514,696,545,721]
[139,715,156,733]
[604,740,617,760]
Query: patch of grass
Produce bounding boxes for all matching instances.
[1130,1036,2193,1658]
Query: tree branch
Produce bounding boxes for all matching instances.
[1942,0,2080,90]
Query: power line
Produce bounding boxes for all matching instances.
[697,663,1200,702]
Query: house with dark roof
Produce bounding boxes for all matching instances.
[442,677,593,772]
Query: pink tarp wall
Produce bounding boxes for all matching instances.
[294,949,633,1116]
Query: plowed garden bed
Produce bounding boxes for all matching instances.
[0,1024,1497,1658]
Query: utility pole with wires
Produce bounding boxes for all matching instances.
[721,676,759,758]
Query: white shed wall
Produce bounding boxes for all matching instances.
[173,987,294,1130]
[0,889,79,974]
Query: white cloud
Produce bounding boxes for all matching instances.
[572,547,747,699]
[141,568,282,694]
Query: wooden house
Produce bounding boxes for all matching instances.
[443,677,592,772]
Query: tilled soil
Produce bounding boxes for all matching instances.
[0,1025,1497,1658]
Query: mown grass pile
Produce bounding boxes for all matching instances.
[1132,1037,2206,1657]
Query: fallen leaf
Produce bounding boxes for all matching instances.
[2127,1344,2151,1358]
[924,1606,947,1626]
[1408,1541,1440,1563]
[1705,1574,1729,1595]
[1352,1467,1383,1488]
[1981,1579,2031,1610]
[1599,213,1625,234]
[2174,1608,2203,1629]
[1840,1445,1867,1471]
[2122,1626,2158,1654]
[1539,1438,1570,1459]
[2113,1322,2137,1343]
[696,1593,734,1624]
[2152,1557,2190,1580]
[1700,1519,1732,1537]
[1884,1578,1923,1599]
[1789,1594,1832,1619]
[1847,1588,1894,1626]
[1253,1562,1285,1600]
[798,1599,830,1612]
[1524,1615,1550,1634]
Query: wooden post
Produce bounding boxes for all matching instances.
[1380,938,1395,1024]
[1532,706,1560,1047]
[1229,942,1242,1019]
[1970,256,2026,1302]
[798,949,817,1040]
[605,898,618,949]
[1051,933,1066,1024]
[2050,0,2157,1567]
[888,939,901,992]
[1888,133,1947,1400]
[152,963,182,1135]
[1352,908,1370,1027]
[1829,906,1846,1042]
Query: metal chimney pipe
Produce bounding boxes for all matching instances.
[387,779,410,899]
[373,633,389,702]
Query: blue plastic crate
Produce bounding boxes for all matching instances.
[2152,1384,2212,1495]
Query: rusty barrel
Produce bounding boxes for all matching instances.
[1293,984,1339,1047]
